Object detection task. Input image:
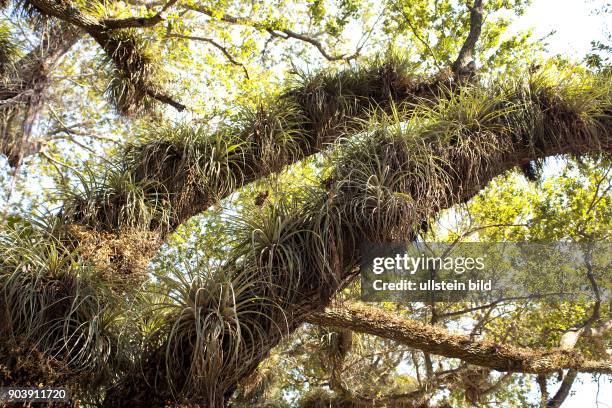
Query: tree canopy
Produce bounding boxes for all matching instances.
[0,0,611,407]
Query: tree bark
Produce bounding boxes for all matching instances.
[307,303,612,374]
[452,0,484,77]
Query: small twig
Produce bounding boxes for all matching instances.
[438,293,575,319]
[266,28,359,62]
[40,149,79,174]
[394,5,441,69]
[167,33,250,79]
[144,87,187,111]
[188,4,359,62]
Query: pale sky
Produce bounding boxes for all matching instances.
[508,0,609,59]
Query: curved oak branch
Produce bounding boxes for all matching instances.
[307,303,612,374]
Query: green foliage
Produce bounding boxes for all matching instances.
[386,0,536,73]
[297,388,346,407]
[585,2,611,71]
[0,22,17,72]
[2,2,611,405]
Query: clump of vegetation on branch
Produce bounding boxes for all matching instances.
[1,58,610,406]
[103,260,288,407]
[103,64,611,406]
[57,55,441,234]
[61,165,172,232]
[0,217,136,402]
[101,29,168,115]
[62,57,611,244]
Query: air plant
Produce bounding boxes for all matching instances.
[0,216,134,399]
[3,58,609,407]
[231,97,306,174]
[129,258,287,406]
[101,29,163,115]
[60,162,172,232]
[122,123,250,229]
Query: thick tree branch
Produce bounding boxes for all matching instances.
[452,0,484,77]
[24,0,175,30]
[306,303,612,374]
[26,0,185,112]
